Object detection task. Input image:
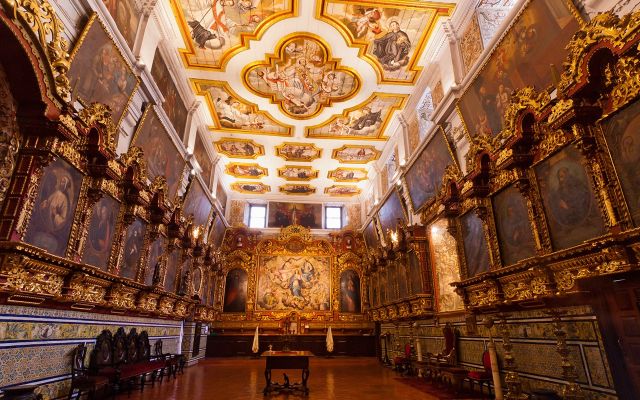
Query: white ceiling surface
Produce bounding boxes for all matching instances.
[153,0,464,203]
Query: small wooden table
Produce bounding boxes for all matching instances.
[261,350,314,395]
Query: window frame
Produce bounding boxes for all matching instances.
[248,204,267,228]
[324,206,343,229]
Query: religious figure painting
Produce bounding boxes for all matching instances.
[279,184,316,196]
[405,129,456,211]
[120,219,146,280]
[231,181,271,194]
[370,274,378,307]
[256,255,331,311]
[319,1,453,83]
[194,133,214,187]
[132,107,186,199]
[534,145,606,250]
[492,185,536,266]
[244,35,359,119]
[192,80,292,135]
[210,215,227,249]
[275,142,322,162]
[377,189,407,241]
[68,14,138,130]
[332,145,380,164]
[25,159,83,257]
[460,211,490,278]
[278,166,318,181]
[82,195,120,270]
[328,168,367,182]
[223,268,248,313]
[363,219,378,249]
[171,0,297,71]
[408,251,423,295]
[215,137,265,159]
[457,0,580,137]
[267,202,322,229]
[151,49,189,137]
[602,99,640,226]
[324,185,361,197]
[183,179,213,227]
[429,219,463,312]
[102,0,139,49]
[164,251,179,292]
[217,181,228,213]
[340,270,361,313]
[226,163,268,179]
[145,238,163,286]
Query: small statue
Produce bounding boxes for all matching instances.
[283,373,290,388]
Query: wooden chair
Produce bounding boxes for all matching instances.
[426,323,458,382]
[393,343,413,375]
[68,343,109,400]
[468,350,493,397]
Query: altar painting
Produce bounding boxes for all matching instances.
[458,0,580,137]
[256,255,331,311]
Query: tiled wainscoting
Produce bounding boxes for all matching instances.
[381,306,617,399]
[0,305,187,399]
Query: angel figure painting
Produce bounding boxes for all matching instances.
[256,255,331,311]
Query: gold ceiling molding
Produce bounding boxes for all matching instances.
[327,167,368,182]
[242,33,361,119]
[215,137,265,159]
[306,93,407,140]
[317,0,455,85]
[275,142,322,162]
[332,144,380,164]
[192,79,292,136]
[279,184,316,195]
[225,162,268,179]
[170,0,298,71]
[277,166,319,181]
[325,185,361,196]
[231,181,271,194]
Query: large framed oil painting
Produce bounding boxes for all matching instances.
[370,274,378,307]
[132,107,186,199]
[223,268,248,313]
[120,218,146,280]
[164,250,179,293]
[379,269,388,304]
[340,270,361,313]
[363,219,378,249]
[601,99,640,226]
[69,14,138,131]
[256,255,331,311]
[145,238,163,286]
[209,215,227,249]
[430,219,464,312]
[408,251,423,295]
[492,184,536,266]
[183,179,213,227]
[377,188,407,242]
[24,158,84,257]
[460,211,490,278]
[82,195,120,270]
[102,0,139,49]
[216,181,228,214]
[457,0,580,137]
[151,48,189,137]
[194,133,213,187]
[534,145,606,250]
[405,128,457,212]
[268,202,322,229]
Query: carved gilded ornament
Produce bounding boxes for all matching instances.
[67,274,107,304]
[609,55,640,113]
[78,102,118,153]
[1,265,64,296]
[138,292,159,312]
[109,284,137,309]
[499,87,550,142]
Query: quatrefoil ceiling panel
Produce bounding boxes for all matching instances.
[166,0,456,198]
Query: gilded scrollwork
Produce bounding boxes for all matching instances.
[1,265,64,296]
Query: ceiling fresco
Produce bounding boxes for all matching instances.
[164,0,456,199]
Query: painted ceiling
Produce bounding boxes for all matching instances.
[164,0,456,200]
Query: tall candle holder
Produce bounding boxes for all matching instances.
[548,310,585,400]
[497,313,527,400]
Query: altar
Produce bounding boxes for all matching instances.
[262,350,314,395]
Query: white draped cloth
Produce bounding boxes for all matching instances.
[252,326,259,354]
[326,326,334,353]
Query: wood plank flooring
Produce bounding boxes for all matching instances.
[117,357,441,400]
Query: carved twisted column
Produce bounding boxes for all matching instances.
[549,310,585,400]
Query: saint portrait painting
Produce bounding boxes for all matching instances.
[408,251,423,295]
[377,188,407,242]
[69,15,138,131]
[164,251,179,293]
[268,202,322,229]
[340,270,361,313]
[132,107,186,199]
[151,48,189,137]
[120,218,146,280]
[183,179,213,227]
[534,145,606,250]
[457,0,580,137]
[102,0,139,49]
[223,268,248,313]
[492,185,536,266]
[25,158,83,257]
[405,129,456,211]
[82,195,120,270]
[602,99,640,226]
[460,211,490,278]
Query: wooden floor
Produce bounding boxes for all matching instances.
[117,357,441,400]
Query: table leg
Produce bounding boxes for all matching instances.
[302,368,310,395]
[263,368,272,395]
